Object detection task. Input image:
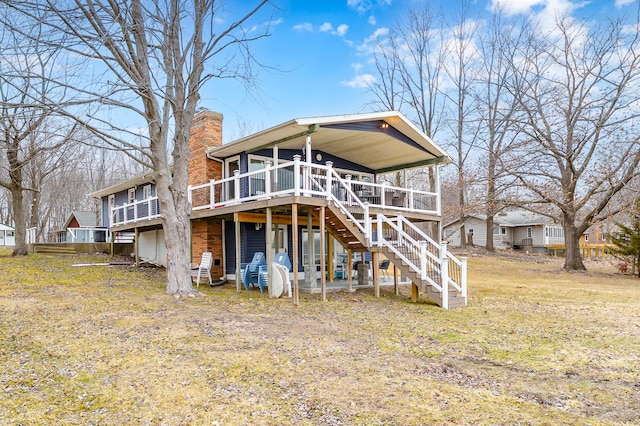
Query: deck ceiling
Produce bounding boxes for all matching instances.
[207,111,452,173]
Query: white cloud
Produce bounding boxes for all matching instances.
[368,15,377,25]
[320,22,333,32]
[342,73,376,88]
[293,22,313,32]
[489,0,545,15]
[319,22,349,37]
[335,24,349,37]
[347,0,392,14]
[351,63,363,73]
[615,0,635,7]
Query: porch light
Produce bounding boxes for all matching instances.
[380,122,389,130]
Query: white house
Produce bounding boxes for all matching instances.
[443,211,565,252]
[0,223,16,246]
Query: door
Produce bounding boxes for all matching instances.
[225,156,240,200]
[272,224,288,254]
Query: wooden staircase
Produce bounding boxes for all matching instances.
[313,201,467,309]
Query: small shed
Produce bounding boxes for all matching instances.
[0,223,15,246]
[56,211,108,243]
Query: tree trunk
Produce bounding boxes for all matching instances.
[563,222,586,271]
[10,184,27,256]
[158,178,195,295]
[486,215,494,252]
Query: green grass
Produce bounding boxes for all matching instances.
[1,249,639,425]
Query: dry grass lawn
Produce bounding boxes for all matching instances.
[0,248,639,425]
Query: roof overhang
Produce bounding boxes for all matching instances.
[207,111,452,173]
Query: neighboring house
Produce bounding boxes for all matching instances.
[55,211,109,243]
[0,223,15,246]
[444,211,560,252]
[90,110,468,308]
[444,211,614,258]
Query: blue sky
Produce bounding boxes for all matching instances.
[200,0,638,143]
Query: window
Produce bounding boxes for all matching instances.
[527,227,532,238]
[468,228,474,235]
[493,226,500,235]
[444,229,453,238]
[128,188,136,204]
[143,185,152,199]
[584,234,589,242]
[501,228,506,235]
[545,227,549,237]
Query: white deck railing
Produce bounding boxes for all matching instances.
[374,213,467,309]
[188,156,439,214]
[109,156,440,228]
[110,196,160,227]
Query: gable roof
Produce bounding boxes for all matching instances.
[63,211,98,229]
[207,111,452,173]
[0,223,14,231]
[444,210,554,229]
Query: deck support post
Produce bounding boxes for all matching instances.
[373,251,379,298]
[347,249,353,292]
[266,207,273,296]
[235,212,241,292]
[411,282,419,302]
[307,210,315,288]
[292,204,299,305]
[134,227,139,267]
[320,206,326,301]
[393,264,399,295]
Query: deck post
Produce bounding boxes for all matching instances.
[292,203,299,305]
[134,227,139,267]
[233,170,240,203]
[435,164,441,216]
[293,155,301,197]
[325,161,333,200]
[393,264,399,295]
[441,256,449,310]
[266,207,273,296]
[307,210,315,288]
[461,256,468,306]
[209,179,215,208]
[273,145,279,191]
[235,212,241,292]
[264,161,272,196]
[373,251,379,298]
[320,206,326,301]
[411,282,419,302]
[347,249,353,292]
[327,235,333,284]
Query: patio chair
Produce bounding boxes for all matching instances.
[379,259,390,279]
[242,252,266,290]
[257,253,292,295]
[191,252,213,287]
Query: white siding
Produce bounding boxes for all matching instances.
[138,229,167,267]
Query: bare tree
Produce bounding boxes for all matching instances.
[2,0,273,293]
[0,17,76,255]
[506,13,640,270]
[474,9,522,251]
[441,0,482,248]
[367,4,448,238]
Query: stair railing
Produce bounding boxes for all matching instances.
[375,213,443,291]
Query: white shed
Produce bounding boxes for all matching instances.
[0,223,16,246]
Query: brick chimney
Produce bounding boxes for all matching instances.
[188,110,223,186]
[188,110,225,280]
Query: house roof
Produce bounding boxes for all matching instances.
[63,211,98,229]
[89,171,156,199]
[0,223,14,231]
[206,111,452,173]
[444,210,554,229]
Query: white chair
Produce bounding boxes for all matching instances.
[191,252,213,286]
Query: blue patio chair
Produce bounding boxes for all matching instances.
[255,253,291,293]
[242,252,266,290]
[274,252,292,271]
